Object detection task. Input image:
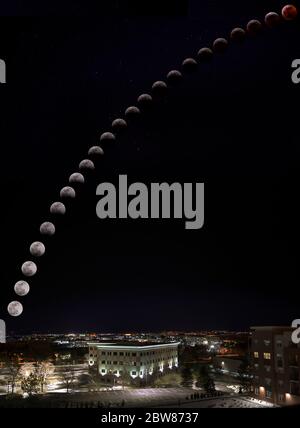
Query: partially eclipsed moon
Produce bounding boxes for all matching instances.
[60,186,76,199]
[79,159,95,170]
[8,301,23,317]
[50,202,66,215]
[14,281,30,296]
[88,146,104,156]
[30,241,45,257]
[21,261,37,277]
[69,173,85,184]
[40,222,55,236]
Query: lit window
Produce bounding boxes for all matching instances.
[264,353,271,360]
[254,352,259,358]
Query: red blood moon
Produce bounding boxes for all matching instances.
[282,4,298,20]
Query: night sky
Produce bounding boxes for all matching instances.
[0,0,300,333]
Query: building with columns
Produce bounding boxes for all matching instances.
[88,341,179,384]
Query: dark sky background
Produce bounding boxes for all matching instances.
[0,0,300,333]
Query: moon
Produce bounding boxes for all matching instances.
[213,38,228,53]
[152,81,168,96]
[182,58,197,72]
[50,201,66,215]
[167,70,183,85]
[197,47,213,62]
[125,106,140,118]
[21,261,37,277]
[60,186,76,198]
[40,222,55,236]
[79,159,95,170]
[246,19,262,35]
[265,12,281,27]
[14,281,30,297]
[230,28,246,42]
[112,118,127,132]
[7,301,23,317]
[137,94,153,108]
[30,241,45,257]
[100,132,116,143]
[88,146,104,156]
[282,5,298,20]
[69,173,85,184]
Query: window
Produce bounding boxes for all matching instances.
[113,352,117,356]
[254,387,259,396]
[265,378,271,386]
[264,340,271,346]
[101,369,106,373]
[254,352,259,358]
[266,390,272,398]
[131,371,136,376]
[113,361,117,365]
[119,352,124,356]
[119,361,123,365]
[101,351,106,355]
[277,358,283,368]
[276,341,282,348]
[101,360,105,364]
[264,353,271,360]
[132,353,137,357]
[278,394,284,402]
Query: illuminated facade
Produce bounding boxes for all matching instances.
[88,342,179,383]
[251,326,300,406]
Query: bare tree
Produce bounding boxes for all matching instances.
[35,361,54,393]
[60,367,76,393]
[5,356,21,394]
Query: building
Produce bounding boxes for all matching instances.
[88,341,179,384]
[250,326,300,406]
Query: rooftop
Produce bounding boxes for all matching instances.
[88,341,180,348]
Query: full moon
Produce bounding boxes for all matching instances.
[40,222,55,236]
[14,280,30,296]
[30,241,45,257]
[50,201,66,215]
[7,301,23,317]
[21,261,37,277]
[60,186,76,198]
